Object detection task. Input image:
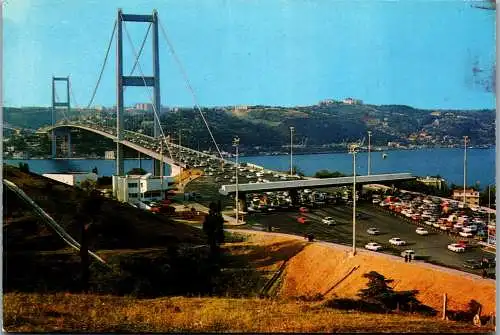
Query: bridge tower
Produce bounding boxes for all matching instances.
[116,9,162,177]
[51,76,71,158]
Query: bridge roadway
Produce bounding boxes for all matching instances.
[219,173,415,195]
[43,121,293,176]
[44,122,232,170]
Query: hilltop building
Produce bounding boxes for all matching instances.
[452,188,480,207]
[343,97,363,105]
[104,151,115,160]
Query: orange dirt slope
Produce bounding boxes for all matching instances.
[278,241,496,315]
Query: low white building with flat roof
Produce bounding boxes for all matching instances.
[113,173,174,204]
[43,172,98,187]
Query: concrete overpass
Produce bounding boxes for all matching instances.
[219,173,415,195]
[219,173,415,211]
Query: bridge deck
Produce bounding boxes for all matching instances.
[219,173,414,195]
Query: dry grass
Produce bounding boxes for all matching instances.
[4,293,493,333]
[279,242,496,315]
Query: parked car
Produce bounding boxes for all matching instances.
[448,243,465,253]
[415,227,429,235]
[367,227,380,235]
[299,207,309,213]
[389,237,407,246]
[463,259,482,269]
[297,217,308,224]
[365,242,383,251]
[459,231,474,238]
[322,217,336,226]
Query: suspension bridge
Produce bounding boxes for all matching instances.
[39,9,414,201]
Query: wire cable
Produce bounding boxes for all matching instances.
[157,18,224,162]
[86,20,117,109]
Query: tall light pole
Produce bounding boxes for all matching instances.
[463,136,468,207]
[233,136,240,224]
[290,126,295,176]
[349,143,359,256]
[367,131,372,175]
[160,136,164,200]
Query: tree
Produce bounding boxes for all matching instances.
[357,271,433,314]
[480,185,496,208]
[18,162,30,173]
[127,167,148,175]
[314,169,346,178]
[292,165,305,177]
[202,202,224,257]
[80,179,97,193]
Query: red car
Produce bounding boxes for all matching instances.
[299,207,309,213]
[297,217,308,224]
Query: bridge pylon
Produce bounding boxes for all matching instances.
[116,9,162,177]
[51,76,71,158]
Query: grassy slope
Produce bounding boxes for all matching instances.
[3,293,493,333]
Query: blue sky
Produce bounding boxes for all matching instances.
[4,0,496,109]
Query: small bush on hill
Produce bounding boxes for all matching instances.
[324,271,436,316]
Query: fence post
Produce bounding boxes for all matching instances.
[442,293,447,320]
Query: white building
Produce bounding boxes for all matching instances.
[112,173,174,204]
[104,151,115,160]
[42,172,98,187]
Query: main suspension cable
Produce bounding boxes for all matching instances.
[157,18,224,162]
[86,20,117,109]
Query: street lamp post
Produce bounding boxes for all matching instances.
[160,136,164,200]
[349,143,359,256]
[368,131,372,175]
[233,136,240,224]
[290,127,295,176]
[463,136,468,208]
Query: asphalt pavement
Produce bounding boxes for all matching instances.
[235,202,493,276]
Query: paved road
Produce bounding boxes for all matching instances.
[234,202,493,276]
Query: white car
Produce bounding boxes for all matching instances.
[459,231,474,238]
[367,227,380,235]
[462,225,478,233]
[389,237,407,246]
[365,242,383,251]
[448,243,465,253]
[322,217,336,226]
[372,198,381,204]
[415,227,429,235]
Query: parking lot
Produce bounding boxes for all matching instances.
[236,202,494,276]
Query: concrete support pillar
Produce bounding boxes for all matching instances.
[152,10,162,177]
[66,131,72,158]
[51,131,57,158]
[237,192,247,212]
[116,9,124,176]
[116,142,124,176]
[289,189,299,206]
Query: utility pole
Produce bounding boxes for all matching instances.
[233,136,240,224]
[160,136,164,200]
[290,126,294,176]
[349,143,359,256]
[367,131,372,175]
[463,136,468,208]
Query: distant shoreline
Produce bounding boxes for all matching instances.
[3,145,495,161]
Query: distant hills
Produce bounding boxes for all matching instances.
[4,102,495,153]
